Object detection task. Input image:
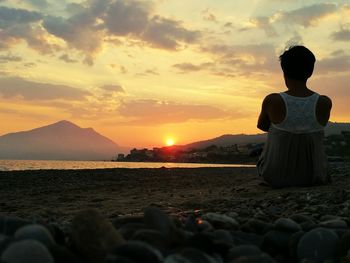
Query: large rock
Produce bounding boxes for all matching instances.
[15,224,55,247]
[71,209,124,263]
[297,227,339,263]
[1,240,54,263]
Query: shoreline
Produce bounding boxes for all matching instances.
[1,165,350,224]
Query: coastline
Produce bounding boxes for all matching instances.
[1,165,349,225]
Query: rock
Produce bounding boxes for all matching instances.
[109,241,163,263]
[197,220,213,232]
[263,230,293,251]
[179,248,217,263]
[336,230,350,258]
[201,213,238,230]
[187,232,231,255]
[0,216,30,235]
[48,244,81,263]
[320,215,341,221]
[288,231,304,262]
[164,254,191,263]
[300,220,318,232]
[319,219,348,229]
[15,224,55,247]
[144,207,174,234]
[297,227,339,263]
[241,219,273,234]
[131,229,168,251]
[274,218,301,233]
[71,209,124,263]
[105,254,137,263]
[232,253,276,263]
[290,214,312,223]
[232,231,264,247]
[212,229,234,246]
[118,223,147,240]
[228,245,261,261]
[1,240,54,263]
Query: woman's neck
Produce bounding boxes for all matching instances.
[284,77,314,97]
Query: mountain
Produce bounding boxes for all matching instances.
[183,133,266,150]
[183,122,350,150]
[0,120,129,160]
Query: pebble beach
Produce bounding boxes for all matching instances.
[1,164,350,262]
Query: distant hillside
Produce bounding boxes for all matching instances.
[0,120,129,160]
[183,133,266,150]
[325,122,350,135]
[183,121,350,150]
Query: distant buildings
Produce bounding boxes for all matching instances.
[115,130,350,164]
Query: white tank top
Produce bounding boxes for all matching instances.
[271,92,325,133]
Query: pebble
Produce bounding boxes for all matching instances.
[201,213,238,230]
[15,224,55,247]
[319,219,348,229]
[1,240,54,263]
[108,241,163,263]
[228,244,261,260]
[71,209,124,263]
[178,248,217,263]
[297,227,339,262]
[144,207,174,234]
[274,218,301,233]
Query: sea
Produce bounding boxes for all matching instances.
[0,160,255,171]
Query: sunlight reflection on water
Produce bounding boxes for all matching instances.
[0,160,255,171]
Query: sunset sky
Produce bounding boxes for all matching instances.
[0,0,350,148]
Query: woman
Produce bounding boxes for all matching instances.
[257,46,332,188]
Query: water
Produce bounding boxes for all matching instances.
[0,159,255,171]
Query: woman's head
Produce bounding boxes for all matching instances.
[279,46,315,82]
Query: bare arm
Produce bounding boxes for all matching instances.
[257,96,272,132]
[316,95,332,126]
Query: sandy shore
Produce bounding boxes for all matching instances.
[0,165,349,225]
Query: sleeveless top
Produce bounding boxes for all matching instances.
[257,92,330,188]
[272,92,324,133]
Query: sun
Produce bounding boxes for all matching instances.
[166,138,175,146]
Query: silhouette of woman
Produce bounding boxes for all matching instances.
[257,46,332,188]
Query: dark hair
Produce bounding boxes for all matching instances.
[279,46,316,81]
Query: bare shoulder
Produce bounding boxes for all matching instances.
[318,95,332,109]
[263,93,281,105]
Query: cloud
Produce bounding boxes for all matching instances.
[0,53,22,63]
[25,0,49,9]
[118,99,233,125]
[200,43,278,76]
[250,16,277,37]
[172,62,213,73]
[0,6,42,27]
[141,16,201,50]
[331,27,350,41]
[0,77,90,100]
[202,9,217,22]
[0,6,58,54]
[1,1,201,64]
[103,0,150,36]
[316,53,350,74]
[59,54,78,63]
[99,84,124,93]
[277,3,338,27]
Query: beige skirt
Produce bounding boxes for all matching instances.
[257,127,330,188]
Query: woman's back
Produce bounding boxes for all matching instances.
[257,92,330,187]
